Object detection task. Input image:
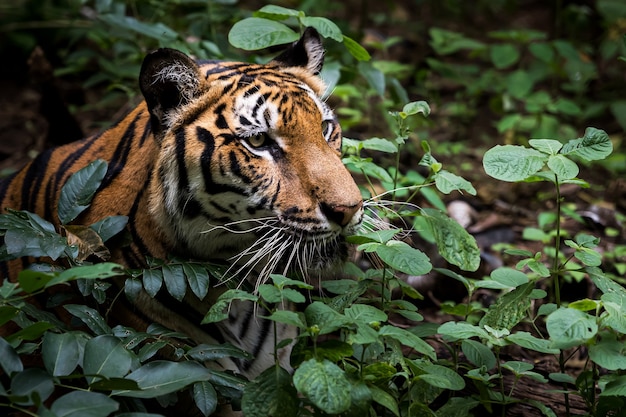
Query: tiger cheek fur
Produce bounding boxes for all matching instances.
[0,27,363,395]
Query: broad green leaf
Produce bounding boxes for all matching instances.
[137,341,167,362]
[18,270,54,293]
[89,215,128,242]
[2,211,69,260]
[193,381,218,417]
[546,307,598,349]
[568,298,600,311]
[242,366,298,417]
[342,35,371,61]
[254,5,301,19]
[490,43,520,68]
[6,321,56,344]
[11,368,54,406]
[505,331,559,354]
[479,282,534,331]
[162,264,186,302]
[375,240,432,276]
[265,310,307,329]
[434,397,480,417]
[360,137,398,153]
[401,100,431,118]
[601,300,626,333]
[187,343,252,362]
[422,208,480,272]
[48,263,124,287]
[434,170,476,195]
[64,304,112,336]
[600,375,626,397]
[142,268,163,298]
[379,325,436,360]
[343,156,394,183]
[183,264,210,300]
[561,127,612,161]
[358,61,385,96]
[112,361,211,398]
[547,155,579,179]
[304,302,350,335]
[429,28,485,55]
[345,304,388,324]
[589,336,626,370]
[483,145,546,181]
[51,391,119,417]
[58,159,108,225]
[529,139,563,155]
[269,274,313,290]
[489,267,529,288]
[42,332,81,377]
[416,363,465,390]
[0,336,23,375]
[369,384,399,416]
[84,335,134,385]
[438,321,488,341]
[461,339,496,370]
[228,18,299,50]
[300,17,343,42]
[0,306,19,327]
[507,70,534,99]
[293,359,351,414]
[202,289,258,324]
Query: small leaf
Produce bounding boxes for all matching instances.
[202,290,258,324]
[183,263,210,300]
[193,381,218,417]
[462,339,497,370]
[300,16,343,42]
[483,145,546,182]
[162,264,186,302]
[505,331,559,354]
[402,100,431,117]
[51,391,119,417]
[187,343,252,362]
[64,304,112,336]
[89,215,128,242]
[0,336,23,375]
[529,139,563,155]
[546,307,598,349]
[434,170,476,195]
[142,269,163,298]
[42,332,81,377]
[58,159,108,225]
[438,321,488,341]
[490,43,520,68]
[293,359,351,414]
[369,384,399,416]
[416,363,465,390]
[342,35,371,61]
[379,325,436,360]
[228,18,299,50]
[547,155,579,179]
[112,361,211,398]
[561,127,612,161]
[375,240,432,276]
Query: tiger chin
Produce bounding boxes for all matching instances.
[0,28,363,414]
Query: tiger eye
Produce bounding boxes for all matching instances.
[247,134,267,148]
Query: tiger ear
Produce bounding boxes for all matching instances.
[139,48,202,133]
[271,27,325,75]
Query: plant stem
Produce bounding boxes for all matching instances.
[553,174,571,417]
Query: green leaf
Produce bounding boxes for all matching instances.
[89,215,128,242]
[483,145,546,182]
[293,359,351,414]
[589,336,626,370]
[561,127,612,161]
[183,263,211,300]
[379,325,436,360]
[342,35,371,61]
[345,304,388,324]
[529,139,563,155]
[461,339,496,370]
[505,331,560,354]
[358,61,385,96]
[193,381,218,417]
[187,343,252,362]
[228,18,299,50]
[438,321,488,341]
[142,268,163,298]
[265,310,307,329]
[360,137,398,153]
[84,335,134,385]
[304,302,350,335]
[434,170,476,195]
[58,159,108,225]
[18,270,54,293]
[11,368,54,405]
[490,43,520,68]
[369,384,399,416]
[480,282,534,331]
[0,336,23,375]
[547,155,579,180]
[600,375,626,397]
[546,307,598,349]
[2,211,69,260]
[202,289,258,324]
[488,267,529,288]
[375,240,432,276]
[162,264,186,302]
[300,17,343,42]
[242,366,299,417]
[401,100,431,117]
[422,208,480,272]
[507,70,534,99]
[254,5,301,19]
[64,304,112,336]
[51,391,119,417]
[42,332,81,377]
[48,263,124,287]
[112,361,211,398]
[417,363,465,390]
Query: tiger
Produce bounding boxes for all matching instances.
[0,26,363,404]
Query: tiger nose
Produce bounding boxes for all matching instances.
[320,201,363,227]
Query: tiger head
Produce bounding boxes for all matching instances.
[139,28,363,283]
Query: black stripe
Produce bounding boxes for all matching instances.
[100,113,141,190]
[174,128,189,190]
[0,172,17,205]
[21,149,53,212]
